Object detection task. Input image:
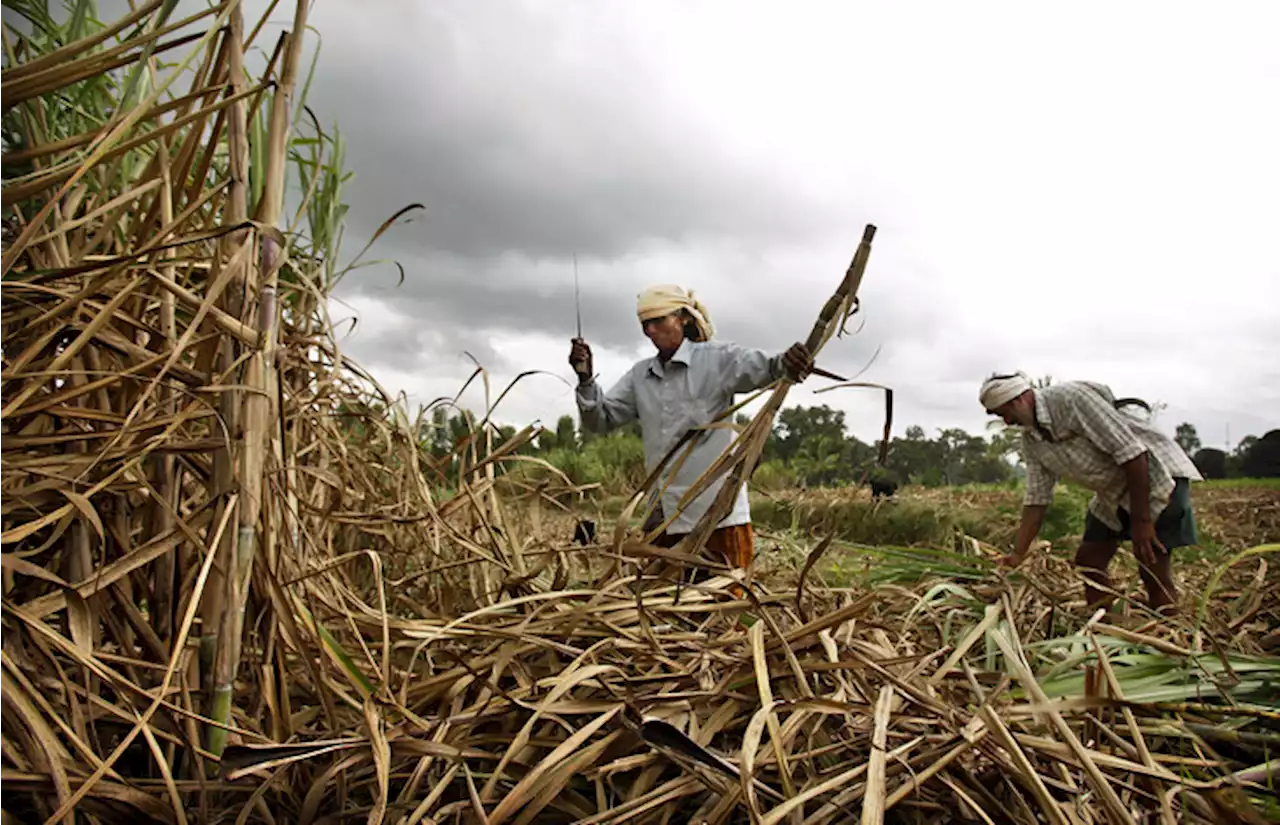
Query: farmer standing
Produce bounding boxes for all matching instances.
[569,284,813,574]
[979,372,1202,615]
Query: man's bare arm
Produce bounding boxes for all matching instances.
[1122,451,1158,564]
[1003,505,1047,567]
[1122,451,1151,517]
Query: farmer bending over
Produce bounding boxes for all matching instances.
[980,372,1201,615]
[569,284,812,573]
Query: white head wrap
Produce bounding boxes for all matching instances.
[636,284,715,341]
[979,371,1032,411]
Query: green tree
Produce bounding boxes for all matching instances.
[426,406,452,457]
[1240,430,1280,478]
[1227,435,1259,477]
[792,434,844,487]
[768,405,848,463]
[987,426,1022,464]
[1174,422,1201,455]
[841,436,878,476]
[935,427,1011,485]
[883,426,943,485]
[555,415,578,450]
[1193,448,1227,479]
[873,424,1014,487]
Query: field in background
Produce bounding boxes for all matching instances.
[587,479,1280,557]
[751,479,1280,555]
[575,479,1280,621]
[746,480,1280,623]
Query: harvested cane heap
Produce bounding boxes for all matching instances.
[2,3,1278,823]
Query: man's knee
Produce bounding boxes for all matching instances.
[1074,540,1116,569]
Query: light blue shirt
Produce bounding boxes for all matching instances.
[575,339,787,535]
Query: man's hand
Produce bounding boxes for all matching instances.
[569,338,593,383]
[998,552,1026,569]
[783,342,813,382]
[1121,453,1155,565]
[1003,509,1048,571]
[1131,519,1161,567]
[998,514,1049,573]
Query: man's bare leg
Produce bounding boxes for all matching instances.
[1138,553,1178,614]
[1074,540,1119,610]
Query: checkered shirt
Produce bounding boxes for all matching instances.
[1020,381,1202,530]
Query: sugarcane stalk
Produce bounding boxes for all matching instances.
[677,224,877,558]
[204,3,250,762]
[259,0,309,570]
[255,0,307,692]
[151,140,179,646]
[209,0,309,759]
[805,224,878,354]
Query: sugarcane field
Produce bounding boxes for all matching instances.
[3,2,1279,824]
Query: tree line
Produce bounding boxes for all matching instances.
[1174,423,1280,479]
[339,400,1280,492]
[523,407,1280,490]
[524,404,1021,491]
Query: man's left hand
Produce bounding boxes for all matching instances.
[783,342,813,382]
[1131,520,1162,566]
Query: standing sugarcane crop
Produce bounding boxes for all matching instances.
[568,285,813,573]
[980,371,1202,616]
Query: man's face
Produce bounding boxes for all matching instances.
[641,313,685,353]
[990,392,1035,428]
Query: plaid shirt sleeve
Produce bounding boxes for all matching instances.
[1058,384,1147,465]
[1021,431,1058,506]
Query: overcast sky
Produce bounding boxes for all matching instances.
[277,1,1278,449]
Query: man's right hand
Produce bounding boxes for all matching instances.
[1003,506,1048,571]
[999,552,1027,569]
[569,338,593,382]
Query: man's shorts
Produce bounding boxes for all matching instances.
[1082,477,1197,553]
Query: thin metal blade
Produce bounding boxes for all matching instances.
[574,252,582,339]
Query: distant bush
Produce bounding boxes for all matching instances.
[1193,448,1228,479]
[916,467,947,488]
[752,459,798,491]
[1038,485,1091,542]
[512,430,646,492]
[1241,430,1280,478]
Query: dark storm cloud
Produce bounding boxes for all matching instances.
[282,0,887,374]
[23,0,1276,454]
[301,2,847,264]
[332,239,935,373]
[331,293,509,377]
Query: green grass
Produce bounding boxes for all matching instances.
[1200,477,1280,489]
[824,543,995,587]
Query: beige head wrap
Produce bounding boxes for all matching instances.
[979,371,1032,411]
[636,284,715,341]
